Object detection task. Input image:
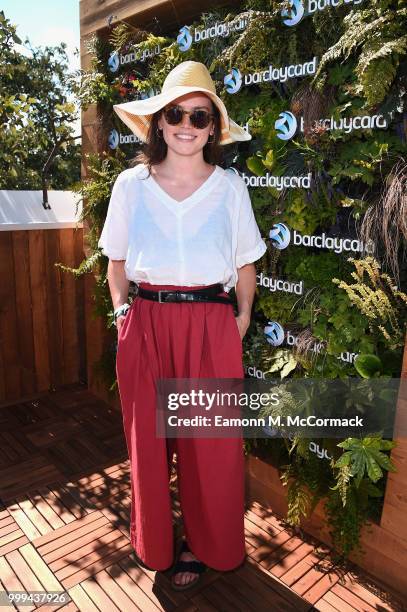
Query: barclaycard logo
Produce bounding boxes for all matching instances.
[264,326,359,364]
[275,111,298,140]
[269,222,375,254]
[264,322,285,347]
[177,18,248,51]
[257,272,304,295]
[282,0,305,26]
[107,46,161,71]
[108,129,142,149]
[224,58,317,94]
[282,0,365,27]
[108,51,120,72]
[241,172,311,190]
[108,129,119,149]
[269,223,291,250]
[275,111,387,140]
[177,26,193,51]
[224,68,243,94]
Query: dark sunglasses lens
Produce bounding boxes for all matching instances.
[190,110,211,129]
[164,107,183,125]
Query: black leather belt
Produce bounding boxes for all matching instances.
[137,283,232,305]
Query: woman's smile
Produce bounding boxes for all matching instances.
[173,133,197,141]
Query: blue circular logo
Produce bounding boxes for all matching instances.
[281,0,305,27]
[224,68,242,94]
[275,111,298,140]
[108,129,119,150]
[264,321,285,346]
[108,51,120,73]
[269,223,291,250]
[177,26,193,51]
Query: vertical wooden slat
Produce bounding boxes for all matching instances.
[44,230,64,389]
[12,231,36,397]
[0,232,21,399]
[28,230,50,391]
[59,230,79,385]
[74,227,87,384]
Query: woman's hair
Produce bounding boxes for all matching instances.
[129,96,223,175]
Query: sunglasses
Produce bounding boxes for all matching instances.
[162,105,214,129]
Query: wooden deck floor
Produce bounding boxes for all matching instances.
[0,384,404,612]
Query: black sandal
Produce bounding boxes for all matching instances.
[171,539,207,591]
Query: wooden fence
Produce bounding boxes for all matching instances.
[0,228,86,405]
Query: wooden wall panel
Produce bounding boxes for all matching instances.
[13,231,37,397]
[0,228,85,406]
[29,230,51,391]
[0,233,21,398]
[44,229,64,389]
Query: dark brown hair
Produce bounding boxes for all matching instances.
[129,96,223,175]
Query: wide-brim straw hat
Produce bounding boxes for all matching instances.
[113,60,251,145]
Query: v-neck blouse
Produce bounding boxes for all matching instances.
[98,163,267,292]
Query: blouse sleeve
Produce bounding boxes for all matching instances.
[236,181,267,268]
[98,171,130,260]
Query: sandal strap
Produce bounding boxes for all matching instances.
[173,559,206,574]
[180,539,190,553]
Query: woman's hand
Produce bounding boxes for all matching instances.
[235,312,250,340]
[116,314,127,336]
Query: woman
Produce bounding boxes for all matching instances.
[98,61,267,590]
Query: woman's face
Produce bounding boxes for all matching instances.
[157,92,215,156]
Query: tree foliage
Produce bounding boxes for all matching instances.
[0,10,80,189]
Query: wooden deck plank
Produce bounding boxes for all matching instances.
[335,573,401,611]
[280,551,325,587]
[105,561,162,611]
[60,539,133,589]
[321,589,359,612]
[218,571,267,610]
[34,510,104,550]
[49,529,127,573]
[0,578,17,612]
[235,561,311,611]
[313,597,341,612]
[5,549,45,592]
[119,553,188,610]
[259,534,305,570]
[330,583,381,612]
[190,592,223,611]
[66,584,100,612]
[0,455,64,502]
[18,543,63,591]
[199,583,239,611]
[45,484,91,521]
[292,565,340,599]
[0,555,36,612]
[92,567,142,611]
[80,574,123,612]
[26,491,66,531]
[269,541,316,578]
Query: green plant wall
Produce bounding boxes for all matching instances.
[72,0,407,558]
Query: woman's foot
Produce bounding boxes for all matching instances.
[171,539,206,590]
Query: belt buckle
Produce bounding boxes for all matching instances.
[158,290,166,303]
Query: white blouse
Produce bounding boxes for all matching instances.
[98,163,267,292]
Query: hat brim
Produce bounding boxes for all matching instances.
[113,85,251,145]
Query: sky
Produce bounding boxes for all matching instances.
[2,0,81,136]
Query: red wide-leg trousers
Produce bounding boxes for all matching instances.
[115,282,246,572]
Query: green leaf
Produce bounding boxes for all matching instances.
[354,354,383,378]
